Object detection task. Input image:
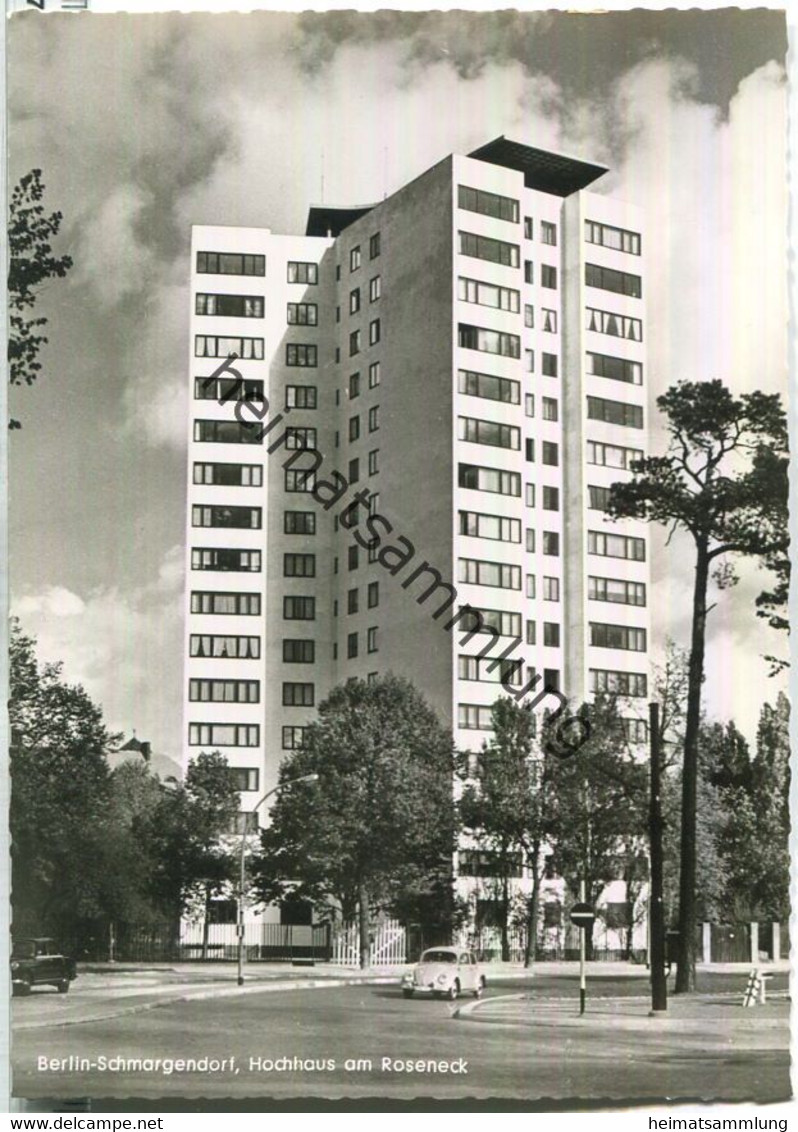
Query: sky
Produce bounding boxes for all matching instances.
[7,8,790,759]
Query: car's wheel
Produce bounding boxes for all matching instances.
[446,980,460,1001]
[57,979,70,994]
[13,978,31,997]
[402,988,414,999]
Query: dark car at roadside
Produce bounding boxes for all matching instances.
[11,938,77,996]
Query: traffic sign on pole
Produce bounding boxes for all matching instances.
[571,897,594,1015]
[570,902,595,928]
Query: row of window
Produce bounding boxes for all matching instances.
[458,276,520,313]
[194,253,337,284]
[587,395,644,429]
[189,679,260,703]
[459,230,519,269]
[459,511,521,544]
[193,420,260,445]
[588,576,646,606]
[458,368,520,405]
[347,361,381,397]
[584,220,641,256]
[190,635,260,659]
[283,639,315,663]
[345,628,379,658]
[526,350,559,377]
[458,655,523,686]
[194,376,264,403]
[524,262,558,289]
[458,323,520,358]
[347,232,381,274]
[344,582,380,613]
[192,548,262,572]
[456,187,558,249]
[586,307,643,342]
[525,218,557,245]
[286,344,318,368]
[586,262,641,298]
[588,485,612,511]
[191,592,261,616]
[196,294,263,319]
[526,306,558,332]
[459,415,520,451]
[347,406,380,439]
[588,530,646,561]
[197,252,265,277]
[459,558,521,591]
[458,184,519,224]
[195,336,264,360]
[349,320,381,357]
[588,669,647,696]
[189,723,260,747]
[193,462,263,487]
[586,352,642,386]
[587,440,644,469]
[347,277,381,313]
[192,505,261,530]
[590,622,647,651]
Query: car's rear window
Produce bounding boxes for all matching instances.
[421,950,457,963]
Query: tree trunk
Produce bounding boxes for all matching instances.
[201,885,211,961]
[524,848,542,968]
[500,872,510,962]
[675,539,709,993]
[358,883,370,969]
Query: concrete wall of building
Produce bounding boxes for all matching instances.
[326,157,456,726]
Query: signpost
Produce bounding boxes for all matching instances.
[570,895,595,1016]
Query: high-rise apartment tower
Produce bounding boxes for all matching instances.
[183,137,650,836]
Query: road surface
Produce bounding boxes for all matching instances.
[11,970,790,1105]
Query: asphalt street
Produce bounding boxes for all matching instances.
[11,969,790,1105]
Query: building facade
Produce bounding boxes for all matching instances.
[182,138,651,935]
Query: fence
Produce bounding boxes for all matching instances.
[67,921,332,963]
[330,918,406,966]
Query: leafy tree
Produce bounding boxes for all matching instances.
[9,620,119,943]
[102,761,167,925]
[458,697,549,965]
[717,694,789,922]
[8,170,73,428]
[702,721,752,792]
[251,675,457,968]
[606,379,788,991]
[543,697,647,960]
[143,750,239,924]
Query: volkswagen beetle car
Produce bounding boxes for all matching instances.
[11,938,77,996]
[401,947,486,1000]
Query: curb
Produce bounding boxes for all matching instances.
[454,990,790,1026]
[13,974,401,1032]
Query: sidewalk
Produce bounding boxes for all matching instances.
[75,957,790,984]
[456,990,790,1053]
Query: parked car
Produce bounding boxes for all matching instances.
[11,938,77,996]
[401,947,486,1000]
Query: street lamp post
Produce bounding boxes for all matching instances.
[236,773,318,986]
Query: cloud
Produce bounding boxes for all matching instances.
[15,586,86,618]
[75,184,159,307]
[12,545,185,757]
[7,13,788,757]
